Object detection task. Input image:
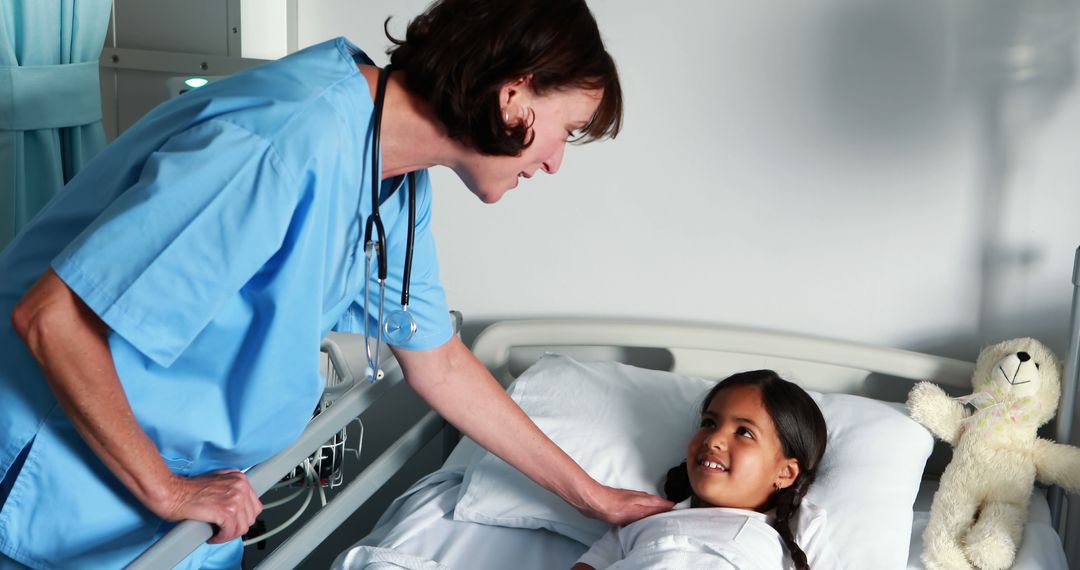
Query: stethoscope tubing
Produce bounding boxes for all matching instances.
[361,66,418,380]
[366,66,391,281]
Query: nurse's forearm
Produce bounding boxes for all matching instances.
[396,338,671,525]
[11,269,177,513]
[395,338,599,509]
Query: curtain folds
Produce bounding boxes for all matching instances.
[0,0,112,251]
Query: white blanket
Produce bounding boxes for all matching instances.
[332,468,585,569]
[332,546,450,570]
[332,470,462,570]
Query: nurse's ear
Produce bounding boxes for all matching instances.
[499,75,535,128]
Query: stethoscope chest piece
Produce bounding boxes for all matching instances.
[384,308,417,344]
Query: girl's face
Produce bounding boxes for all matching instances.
[454,84,603,204]
[686,384,800,511]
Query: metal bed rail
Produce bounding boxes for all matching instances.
[1055,245,1080,565]
[127,334,414,569]
[254,410,445,569]
[128,312,463,568]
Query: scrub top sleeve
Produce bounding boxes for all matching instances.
[390,170,454,351]
[52,120,298,368]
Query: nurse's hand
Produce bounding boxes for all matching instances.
[579,485,673,526]
[156,469,264,544]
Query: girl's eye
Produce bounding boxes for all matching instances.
[699,418,716,429]
[565,130,576,141]
[736,426,755,439]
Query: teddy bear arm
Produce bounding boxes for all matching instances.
[920,403,967,445]
[1032,438,1080,493]
[907,382,968,444]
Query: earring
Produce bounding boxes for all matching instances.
[503,110,510,123]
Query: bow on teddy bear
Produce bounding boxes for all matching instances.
[907,337,1080,570]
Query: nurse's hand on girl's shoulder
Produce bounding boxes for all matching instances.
[581,485,674,527]
[154,468,263,544]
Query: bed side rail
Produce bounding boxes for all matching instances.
[128,312,462,568]
[127,334,405,569]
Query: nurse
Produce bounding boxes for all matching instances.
[0,0,673,568]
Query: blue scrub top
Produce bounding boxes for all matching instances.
[0,37,453,568]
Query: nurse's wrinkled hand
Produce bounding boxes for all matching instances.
[580,485,673,527]
[157,468,263,544]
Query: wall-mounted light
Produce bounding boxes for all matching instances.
[165,75,222,99]
[184,77,209,89]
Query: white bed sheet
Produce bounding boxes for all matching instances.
[334,465,586,570]
[337,439,1069,570]
[906,483,1067,570]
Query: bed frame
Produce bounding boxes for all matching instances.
[129,247,1080,569]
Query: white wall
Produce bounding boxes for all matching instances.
[293,0,1080,360]
[240,0,288,60]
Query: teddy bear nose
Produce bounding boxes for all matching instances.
[1017,352,1030,362]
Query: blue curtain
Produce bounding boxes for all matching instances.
[0,0,112,251]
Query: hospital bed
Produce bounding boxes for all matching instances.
[131,248,1080,569]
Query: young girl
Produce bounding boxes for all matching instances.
[572,370,840,570]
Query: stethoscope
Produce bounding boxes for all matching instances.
[362,66,417,381]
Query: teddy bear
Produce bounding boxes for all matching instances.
[906,337,1080,570]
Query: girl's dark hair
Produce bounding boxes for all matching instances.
[663,370,828,570]
[386,0,623,156]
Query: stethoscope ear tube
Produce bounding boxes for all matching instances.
[367,65,394,281]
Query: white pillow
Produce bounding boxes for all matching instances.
[454,354,932,570]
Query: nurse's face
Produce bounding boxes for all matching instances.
[454,85,603,204]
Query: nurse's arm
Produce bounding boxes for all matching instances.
[392,337,674,526]
[11,268,262,544]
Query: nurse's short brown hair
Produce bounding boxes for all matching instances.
[386,0,623,156]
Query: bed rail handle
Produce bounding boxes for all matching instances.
[125,363,405,570]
